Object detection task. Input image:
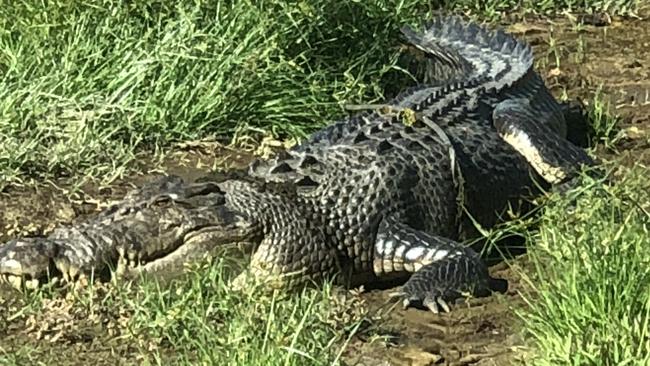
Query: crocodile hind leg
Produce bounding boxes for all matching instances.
[493,99,597,187]
[0,176,260,288]
[374,219,507,313]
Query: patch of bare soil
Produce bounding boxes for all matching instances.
[2,10,650,366]
[346,261,529,366]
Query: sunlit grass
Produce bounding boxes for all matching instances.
[517,164,650,365]
[0,257,368,365]
[0,0,641,189]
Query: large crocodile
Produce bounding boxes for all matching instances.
[0,17,594,313]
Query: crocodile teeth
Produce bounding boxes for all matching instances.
[127,252,138,268]
[77,274,89,287]
[6,274,23,290]
[54,259,71,282]
[68,265,80,281]
[25,278,40,289]
[115,256,128,276]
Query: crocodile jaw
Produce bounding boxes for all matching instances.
[0,208,262,288]
[0,238,57,278]
[128,221,261,276]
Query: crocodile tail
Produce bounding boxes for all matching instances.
[401,16,533,87]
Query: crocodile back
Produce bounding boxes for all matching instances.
[247,16,567,261]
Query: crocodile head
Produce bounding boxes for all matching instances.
[0,177,263,288]
[128,203,262,277]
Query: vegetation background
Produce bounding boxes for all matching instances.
[0,1,648,365]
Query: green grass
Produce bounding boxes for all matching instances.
[587,87,622,149]
[0,0,421,188]
[515,165,650,365]
[3,163,648,365]
[0,0,648,364]
[0,0,641,189]
[506,97,649,365]
[0,257,369,365]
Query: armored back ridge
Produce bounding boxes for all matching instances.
[252,16,569,239]
[0,17,594,313]
[302,16,564,151]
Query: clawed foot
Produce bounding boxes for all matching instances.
[387,262,508,314]
[387,270,463,314]
[388,290,452,314]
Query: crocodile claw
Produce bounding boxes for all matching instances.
[389,291,452,314]
[423,296,451,314]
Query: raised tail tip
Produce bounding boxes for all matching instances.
[402,15,533,66]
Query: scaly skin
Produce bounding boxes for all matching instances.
[0,17,595,312]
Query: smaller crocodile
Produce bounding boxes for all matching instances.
[0,16,595,313]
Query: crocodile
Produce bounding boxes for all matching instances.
[0,16,594,313]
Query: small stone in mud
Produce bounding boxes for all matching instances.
[401,347,443,366]
[577,13,612,27]
[624,60,643,68]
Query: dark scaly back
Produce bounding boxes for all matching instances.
[400,16,532,86]
[292,16,563,151]
[250,16,565,236]
[397,16,567,233]
[397,15,564,135]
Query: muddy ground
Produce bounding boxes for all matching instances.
[1,10,650,366]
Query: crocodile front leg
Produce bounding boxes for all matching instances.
[220,179,341,291]
[374,219,506,313]
[0,176,261,288]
